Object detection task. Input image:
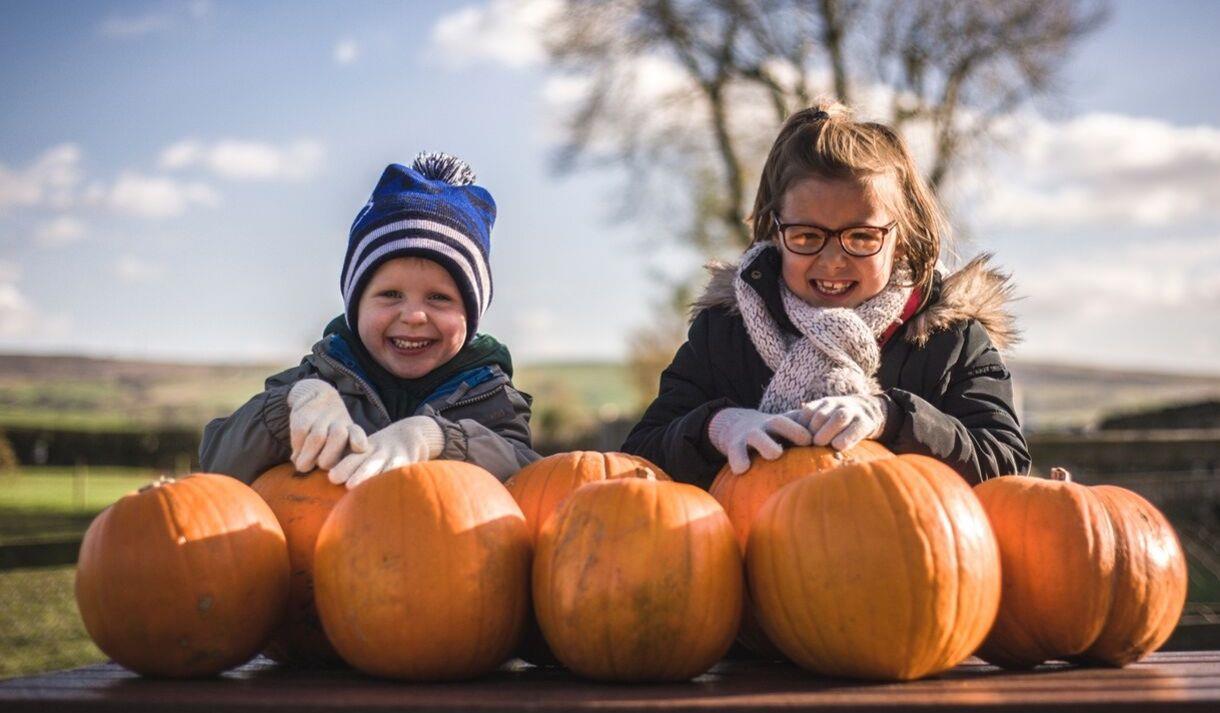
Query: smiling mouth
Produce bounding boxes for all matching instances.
[812,279,856,296]
[389,337,436,353]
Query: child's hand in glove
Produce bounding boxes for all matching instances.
[328,416,445,489]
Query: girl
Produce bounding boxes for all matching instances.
[621,102,1029,486]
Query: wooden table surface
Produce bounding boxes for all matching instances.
[3,651,1219,712]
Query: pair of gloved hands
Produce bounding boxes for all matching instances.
[286,379,444,489]
[709,394,887,474]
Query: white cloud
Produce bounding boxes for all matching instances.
[108,172,220,218]
[35,216,87,247]
[113,255,166,283]
[1013,236,1220,322]
[972,113,1220,231]
[430,0,558,69]
[0,262,71,339]
[98,0,213,38]
[0,144,83,213]
[333,38,360,65]
[158,140,204,170]
[158,139,325,181]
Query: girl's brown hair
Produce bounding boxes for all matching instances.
[748,100,948,296]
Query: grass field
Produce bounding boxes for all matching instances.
[0,469,147,678]
[0,566,103,679]
[0,469,156,543]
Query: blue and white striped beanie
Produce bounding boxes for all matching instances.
[341,153,495,343]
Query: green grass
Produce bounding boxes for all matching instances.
[0,565,105,678]
[516,361,637,413]
[0,468,156,543]
[0,469,157,512]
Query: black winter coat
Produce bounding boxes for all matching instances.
[621,246,1030,488]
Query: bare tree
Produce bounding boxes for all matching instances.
[544,0,1106,405]
[877,0,1109,189]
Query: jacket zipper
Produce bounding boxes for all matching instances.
[317,352,392,424]
[442,384,505,411]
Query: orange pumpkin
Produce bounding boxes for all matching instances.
[748,455,1001,681]
[1083,484,1188,665]
[974,468,1186,668]
[533,477,742,682]
[75,473,290,677]
[250,463,347,665]
[709,442,894,658]
[314,461,530,680]
[505,450,670,665]
[505,450,669,544]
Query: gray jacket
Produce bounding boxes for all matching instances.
[199,339,539,484]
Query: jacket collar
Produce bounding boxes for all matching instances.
[692,245,1019,351]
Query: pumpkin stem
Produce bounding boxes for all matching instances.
[635,467,657,481]
[1049,467,1072,482]
[139,475,177,493]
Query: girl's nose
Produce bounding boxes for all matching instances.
[817,238,850,267]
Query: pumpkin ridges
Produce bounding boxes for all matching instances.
[712,443,893,660]
[750,457,1000,681]
[897,456,1001,678]
[315,462,528,680]
[873,464,925,678]
[1083,485,1187,666]
[76,475,290,677]
[902,461,958,676]
[534,479,740,681]
[926,460,1000,670]
[975,474,1118,668]
[250,466,345,665]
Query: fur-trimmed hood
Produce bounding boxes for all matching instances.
[691,248,1020,352]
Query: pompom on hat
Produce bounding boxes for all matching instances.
[341,152,496,342]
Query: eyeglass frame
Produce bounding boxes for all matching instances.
[771,213,897,257]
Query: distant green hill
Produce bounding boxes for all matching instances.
[0,352,1218,434]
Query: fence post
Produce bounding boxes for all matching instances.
[72,458,85,510]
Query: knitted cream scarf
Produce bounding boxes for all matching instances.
[734,243,913,412]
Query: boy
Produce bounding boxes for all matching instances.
[200,153,538,487]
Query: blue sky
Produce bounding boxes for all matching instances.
[2,0,1218,374]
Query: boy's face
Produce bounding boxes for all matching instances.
[775,174,901,309]
[356,257,467,380]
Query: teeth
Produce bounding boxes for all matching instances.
[391,338,431,350]
[815,280,853,295]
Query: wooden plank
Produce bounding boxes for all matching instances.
[2,652,1220,712]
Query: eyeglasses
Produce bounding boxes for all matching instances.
[772,214,896,257]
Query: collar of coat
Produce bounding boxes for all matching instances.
[690,243,1020,352]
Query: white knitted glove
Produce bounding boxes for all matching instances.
[708,407,813,475]
[287,379,368,472]
[328,416,446,489]
[791,394,887,452]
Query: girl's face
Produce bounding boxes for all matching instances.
[356,257,467,379]
[774,175,902,309]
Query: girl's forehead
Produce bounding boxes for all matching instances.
[781,173,900,219]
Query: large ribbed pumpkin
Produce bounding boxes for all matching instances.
[974,468,1115,669]
[533,477,742,681]
[250,464,346,665]
[505,451,669,664]
[75,473,290,677]
[314,461,530,680]
[709,442,894,658]
[748,455,1001,680]
[974,468,1186,668]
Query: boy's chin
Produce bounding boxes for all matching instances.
[381,356,439,380]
